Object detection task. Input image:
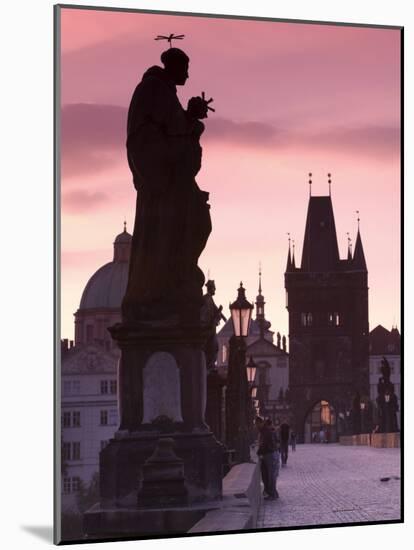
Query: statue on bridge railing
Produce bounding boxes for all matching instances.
[376,357,399,433]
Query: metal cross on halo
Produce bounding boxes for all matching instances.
[154,33,185,48]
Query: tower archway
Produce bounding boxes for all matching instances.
[304,400,337,443]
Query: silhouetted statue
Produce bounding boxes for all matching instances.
[376,356,399,433]
[122,48,213,324]
[201,280,226,371]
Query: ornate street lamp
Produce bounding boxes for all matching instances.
[246,356,257,384]
[230,282,254,337]
[225,283,254,463]
[251,385,258,399]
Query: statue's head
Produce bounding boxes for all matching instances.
[205,279,216,295]
[161,48,189,85]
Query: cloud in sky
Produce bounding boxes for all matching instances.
[62,189,109,213]
[61,102,399,182]
[61,103,126,178]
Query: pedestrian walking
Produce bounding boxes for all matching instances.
[290,430,296,452]
[280,419,290,466]
[257,417,280,499]
[319,427,325,443]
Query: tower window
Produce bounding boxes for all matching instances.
[301,312,313,327]
[328,312,340,327]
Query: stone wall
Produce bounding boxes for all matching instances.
[339,433,400,448]
[189,461,261,533]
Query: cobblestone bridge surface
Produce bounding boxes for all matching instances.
[257,443,401,529]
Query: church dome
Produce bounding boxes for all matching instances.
[78,224,132,310]
[79,261,129,310]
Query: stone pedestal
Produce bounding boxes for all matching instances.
[206,369,226,443]
[84,321,224,538]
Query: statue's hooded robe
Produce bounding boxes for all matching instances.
[122,65,211,323]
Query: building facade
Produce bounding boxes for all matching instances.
[285,194,369,443]
[61,225,131,511]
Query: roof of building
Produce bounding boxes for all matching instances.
[247,337,288,357]
[79,261,129,310]
[300,196,340,271]
[78,226,132,311]
[61,344,118,375]
[217,317,273,338]
[369,324,401,355]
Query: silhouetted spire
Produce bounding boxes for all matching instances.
[347,232,352,260]
[258,262,262,295]
[256,264,265,321]
[353,228,367,271]
[300,195,340,271]
[286,233,293,272]
[328,172,332,196]
[292,239,296,269]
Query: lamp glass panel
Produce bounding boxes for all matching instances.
[240,307,252,337]
[231,308,241,337]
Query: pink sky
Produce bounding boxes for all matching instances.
[59,7,401,341]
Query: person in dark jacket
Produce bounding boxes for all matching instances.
[257,417,280,499]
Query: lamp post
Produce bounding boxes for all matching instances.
[246,356,257,444]
[360,400,366,434]
[225,283,254,463]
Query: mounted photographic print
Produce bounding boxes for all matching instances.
[54,3,403,544]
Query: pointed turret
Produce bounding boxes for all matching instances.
[285,233,293,272]
[292,240,296,269]
[353,229,367,271]
[255,266,265,321]
[347,233,352,261]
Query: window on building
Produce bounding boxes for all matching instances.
[62,442,71,461]
[72,380,80,395]
[100,410,108,426]
[387,344,395,352]
[328,312,340,327]
[100,380,108,394]
[63,477,71,494]
[63,381,71,396]
[110,380,117,394]
[72,411,81,427]
[301,312,313,327]
[72,442,81,460]
[109,409,118,426]
[63,477,80,494]
[71,477,80,492]
[62,412,71,428]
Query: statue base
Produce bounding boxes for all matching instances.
[96,321,224,510]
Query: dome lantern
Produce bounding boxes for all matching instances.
[113,221,132,263]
